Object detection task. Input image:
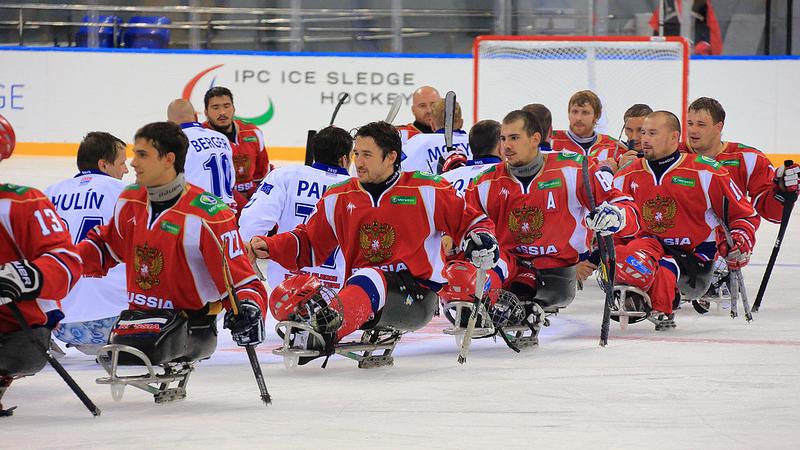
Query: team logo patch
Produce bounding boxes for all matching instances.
[390,195,417,205]
[508,205,544,244]
[537,179,562,190]
[720,159,740,167]
[160,220,181,235]
[259,183,274,194]
[671,176,696,187]
[190,193,228,216]
[134,243,164,290]
[359,220,396,263]
[642,195,677,234]
[242,136,258,143]
[232,154,252,182]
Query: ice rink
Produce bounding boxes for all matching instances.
[2,156,800,449]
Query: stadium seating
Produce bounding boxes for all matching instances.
[75,15,122,48]
[122,16,171,49]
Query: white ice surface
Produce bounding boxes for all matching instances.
[2,157,800,449]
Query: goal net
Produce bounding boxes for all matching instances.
[473,36,689,137]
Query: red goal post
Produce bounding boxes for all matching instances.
[473,35,690,139]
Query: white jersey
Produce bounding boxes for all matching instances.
[239,162,350,291]
[44,171,127,322]
[401,129,470,173]
[180,122,235,206]
[442,157,502,197]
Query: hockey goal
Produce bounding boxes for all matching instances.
[473,36,689,137]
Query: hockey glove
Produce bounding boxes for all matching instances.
[224,300,265,347]
[0,260,42,305]
[462,231,500,270]
[775,163,799,194]
[716,228,754,270]
[437,152,468,174]
[586,201,626,236]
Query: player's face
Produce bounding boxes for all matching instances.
[501,119,541,167]
[411,89,440,128]
[205,95,235,132]
[101,145,129,180]
[568,103,597,138]
[686,108,723,154]
[131,138,177,187]
[353,136,396,184]
[623,116,646,151]
[640,116,679,161]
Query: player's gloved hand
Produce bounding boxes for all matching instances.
[437,152,468,174]
[586,201,626,236]
[224,300,265,346]
[462,231,499,270]
[0,260,42,305]
[716,228,754,270]
[775,163,799,194]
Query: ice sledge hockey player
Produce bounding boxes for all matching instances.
[612,111,760,329]
[442,119,502,197]
[78,122,267,402]
[239,126,352,291]
[45,132,129,355]
[461,109,641,346]
[250,121,499,367]
[396,85,440,142]
[551,90,627,164]
[0,115,82,415]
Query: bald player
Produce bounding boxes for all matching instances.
[167,99,236,209]
[397,86,441,144]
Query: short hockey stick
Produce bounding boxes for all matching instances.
[457,233,488,365]
[580,155,616,346]
[753,160,797,311]
[329,93,349,126]
[384,94,404,124]
[719,197,753,322]
[197,219,272,405]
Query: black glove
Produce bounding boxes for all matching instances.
[462,231,500,270]
[224,300,265,347]
[0,260,42,306]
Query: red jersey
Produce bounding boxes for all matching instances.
[263,172,493,284]
[78,183,266,313]
[613,153,760,254]
[204,120,269,201]
[0,184,81,333]
[551,130,627,162]
[465,152,641,270]
[689,142,783,223]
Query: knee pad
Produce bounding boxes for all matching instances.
[372,271,437,332]
[109,309,189,366]
[0,327,49,377]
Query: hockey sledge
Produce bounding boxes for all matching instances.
[273,321,402,369]
[441,296,544,351]
[96,344,195,403]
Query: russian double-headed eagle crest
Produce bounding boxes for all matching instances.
[508,205,544,243]
[232,154,252,182]
[134,242,163,290]
[642,195,677,233]
[359,220,396,263]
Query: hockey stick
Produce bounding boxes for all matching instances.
[303,130,316,167]
[6,301,101,416]
[719,197,753,322]
[457,232,488,365]
[436,91,457,174]
[329,93,349,126]
[197,219,272,405]
[581,156,616,347]
[384,94,404,124]
[0,224,101,416]
[753,160,797,312]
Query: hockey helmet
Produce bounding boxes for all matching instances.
[439,260,491,304]
[0,114,15,161]
[268,273,322,322]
